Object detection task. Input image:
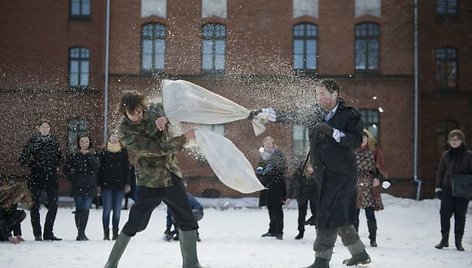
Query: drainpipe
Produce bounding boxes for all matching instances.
[413,0,422,200]
[103,0,110,144]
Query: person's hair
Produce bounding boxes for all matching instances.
[320,78,340,94]
[0,180,33,209]
[77,133,93,151]
[448,129,466,143]
[363,129,378,152]
[37,119,50,128]
[118,90,148,115]
[263,136,275,146]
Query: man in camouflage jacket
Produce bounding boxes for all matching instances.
[104,90,205,268]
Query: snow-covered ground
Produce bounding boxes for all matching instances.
[1,194,471,268]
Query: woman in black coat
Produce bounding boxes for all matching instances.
[256,136,287,240]
[435,129,472,251]
[258,78,370,268]
[97,133,130,240]
[64,134,100,241]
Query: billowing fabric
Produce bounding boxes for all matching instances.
[118,103,187,188]
[162,79,267,136]
[195,128,265,193]
[161,79,265,193]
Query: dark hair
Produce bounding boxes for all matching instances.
[77,133,93,150]
[118,90,148,115]
[37,119,51,127]
[320,78,340,93]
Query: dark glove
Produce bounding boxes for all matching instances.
[313,122,333,136]
[248,109,262,119]
[435,188,442,200]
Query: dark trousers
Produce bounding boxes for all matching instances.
[354,207,376,230]
[29,186,58,237]
[440,189,470,236]
[314,225,365,261]
[297,196,317,232]
[122,174,198,237]
[267,202,284,235]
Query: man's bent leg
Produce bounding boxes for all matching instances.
[339,225,370,266]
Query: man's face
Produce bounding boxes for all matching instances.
[126,107,144,123]
[448,135,463,148]
[38,122,51,136]
[315,85,338,111]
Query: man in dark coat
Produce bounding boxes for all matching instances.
[19,119,63,241]
[255,78,370,268]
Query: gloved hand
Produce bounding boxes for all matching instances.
[248,109,262,120]
[313,122,333,136]
[261,108,277,122]
[435,188,442,200]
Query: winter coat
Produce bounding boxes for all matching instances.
[64,152,100,197]
[277,101,363,229]
[256,149,287,207]
[437,144,472,190]
[0,201,25,240]
[288,163,317,202]
[355,148,383,210]
[19,134,63,189]
[97,148,130,191]
[118,103,187,189]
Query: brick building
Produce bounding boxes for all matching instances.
[1,0,470,199]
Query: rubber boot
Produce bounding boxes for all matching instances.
[302,257,330,268]
[74,209,82,230]
[104,228,110,240]
[179,229,204,268]
[367,220,377,247]
[104,233,131,268]
[112,228,119,240]
[435,233,449,249]
[342,250,371,266]
[455,234,464,251]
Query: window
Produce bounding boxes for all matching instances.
[436,0,458,15]
[67,118,89,153]
[293,23,317,73]
[202,23,226,73]
[436,120,458,159]
[69,47,90,89]
[142,23,166,73]
[70,0,91,18]
[293,125,310,162]
[359,109,380,141]
[355,23,379,72]
[436,47,458,90]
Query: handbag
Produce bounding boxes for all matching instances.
[452,174,472,198]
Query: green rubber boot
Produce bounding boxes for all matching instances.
[104,233,131,268]
[179,229,205,268]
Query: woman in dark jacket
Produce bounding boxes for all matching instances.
[98,133,130,241]
[256,136,287,240]
[64,134,100,241]
[0,180,32,244]
[435,129,472,251]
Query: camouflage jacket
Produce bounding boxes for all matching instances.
[117,103,187,188]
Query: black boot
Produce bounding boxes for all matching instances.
[302,257,330,268]
[104,228,110,240]
[295,230,304,240]
[455,234,464,251]
[342,250,371,266]
[367,220,377,247]
[77,209,89,241]
[112,228,119,240]
[435,233,449,249]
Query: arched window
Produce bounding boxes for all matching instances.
[435,47,458,90]
[142,23,166,73]
[293,23,318,73]
[202,23,226,73]
[355,23,379,72]
[69,47,90,89]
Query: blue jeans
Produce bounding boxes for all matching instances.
[101,190,124,229]
[73,195,93,210]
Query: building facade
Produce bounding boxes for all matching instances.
[1,0,470,199]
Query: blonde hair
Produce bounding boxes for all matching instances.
[0,180,32,209]
[363,129,378,152]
